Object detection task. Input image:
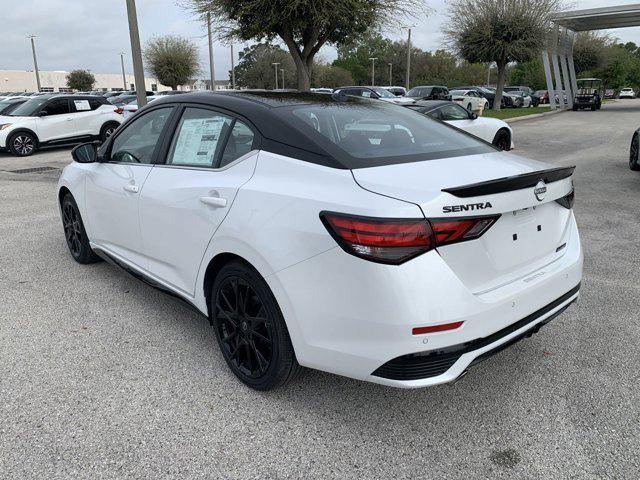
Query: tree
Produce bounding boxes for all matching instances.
[66,70,95,91]
[573,32,614,74]
[182,0,423,91]
[143,35,200,90]
[234,43,296,89]
[444,0,562,110]
[333,35,394,85]
[509,59,547,90]
[312,65,353,88]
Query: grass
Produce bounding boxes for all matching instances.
[481,105,552,120]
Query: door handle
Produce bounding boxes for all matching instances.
[123,184,139,193]
[66,117,74,121]
[200,196,227,208]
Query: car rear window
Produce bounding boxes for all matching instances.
[286,100,494,169]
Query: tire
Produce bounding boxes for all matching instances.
[61,194,101,264]
[572,105,578,111]
[211,260,301,390]
[493,129,511,151]
[100,122,119,142]
[630,133,640,171]
[8,131,37,157]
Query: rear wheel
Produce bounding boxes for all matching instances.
[8,131,37,157]
[211,261,301,390]
[100,122,119,142]
[61,194,101,264]
[630,133,640,171]
[493,129,511,151]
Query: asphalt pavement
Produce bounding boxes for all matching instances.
[0,100,638,479]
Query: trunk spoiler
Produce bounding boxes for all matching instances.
[442,166,575,198]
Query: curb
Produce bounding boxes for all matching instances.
[504,108,567,124]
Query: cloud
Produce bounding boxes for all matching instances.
[2,0,640,80]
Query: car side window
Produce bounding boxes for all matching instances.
[439,104,471,121]
[110,107,172,164]
[361,90,372,98]
[166,107,233,167]
[43,99,70,115]
[219,120,255,168]
[427,109,442,120]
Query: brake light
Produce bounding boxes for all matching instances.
[555,189,575,209]
[320,212,500,264]
[430,216,500,247]
[114,107,124,114]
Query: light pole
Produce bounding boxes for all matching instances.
[207,13,216,91]
[230,44,236,89]
[272,62,280,89]
[388,63,393,86]
[125,0,147,107]
[27,35,41,92]
[406,28,412,91]
[369,57,377,86]
[119,52,127,90]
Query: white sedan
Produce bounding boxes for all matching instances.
[450,89,489,112]
[58,92,581,390]
[619,88,635,99]
[408,100,514,150]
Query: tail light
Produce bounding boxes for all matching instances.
[114,107,124,114]
[555,189,575,209]
[320,212,500,265]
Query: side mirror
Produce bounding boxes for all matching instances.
[71,142,98,163]
[38,110,48,117]
[470,112,478,120]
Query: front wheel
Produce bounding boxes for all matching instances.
[630,133,640,171]
[8,131,37,157]
[211,261,301,390]
[61,194,101,264]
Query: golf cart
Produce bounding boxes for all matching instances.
[573,78,602,111]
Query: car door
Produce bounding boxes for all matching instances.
[34,98,75,142]
[84,106,175,268]
[70,98,99,136]
[138,106,259,296]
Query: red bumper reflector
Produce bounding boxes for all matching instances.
[412,321,464,335]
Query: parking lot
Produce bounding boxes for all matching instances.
[1,101,639,479]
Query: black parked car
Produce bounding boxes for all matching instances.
[405,85,451,101]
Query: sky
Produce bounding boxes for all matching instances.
[1,0,640,81]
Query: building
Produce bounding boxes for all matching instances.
[0,69,172,93]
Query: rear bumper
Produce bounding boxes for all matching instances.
[370,284,579,387]
[269,213,583,387]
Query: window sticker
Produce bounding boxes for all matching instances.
[74,100,91,111]
[172,117,227,166]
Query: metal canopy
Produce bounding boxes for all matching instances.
[552,4,640,31]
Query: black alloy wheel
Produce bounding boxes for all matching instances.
[9,132,36,156]
[61,194,101,264]
[212,261,300,390]
[630,133,640,171]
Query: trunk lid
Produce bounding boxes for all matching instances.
[352,152,575,294]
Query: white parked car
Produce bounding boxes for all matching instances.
[450,89,490,111]
[408,100,514,150]
[0,95,122,156]
[335,86,415,105]
[382,86,407,96]
[58,92,582,390]
[619,88,635,99]
[119,96,159,120]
